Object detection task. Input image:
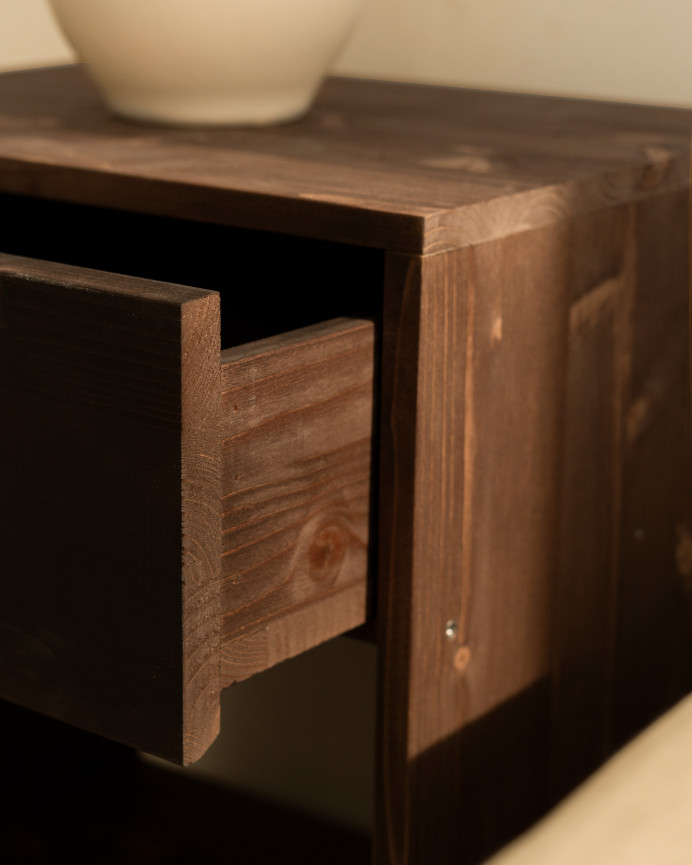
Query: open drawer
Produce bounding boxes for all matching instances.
[0,253,375,764]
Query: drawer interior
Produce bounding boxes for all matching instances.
[0,192,384,348]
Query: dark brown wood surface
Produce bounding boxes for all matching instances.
[550,189,692,795]
[611,188,692,747]
[376,228,572,865]
[1,65,691,865]
[550,205,635,797]
[376,249,470,865]
[375,186,692,864]
[0,254,221,764]
[0,67,690,254]
[218,319,374,684]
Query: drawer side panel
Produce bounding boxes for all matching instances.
[219,318,374,684]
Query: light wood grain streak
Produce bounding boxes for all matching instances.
[458,244,476,646]
[569,275,621,330]
[625,343,683,445]
[423,162,687,254]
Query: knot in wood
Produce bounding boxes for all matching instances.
[308,519,348,582]
[454,646,471,672]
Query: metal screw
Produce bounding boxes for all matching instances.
[444,620,458,641]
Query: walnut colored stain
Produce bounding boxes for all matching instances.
[569,275,620,331]
[422,154,495,173]
[308,520,348,579]
[1,67,691,865]
[626,347,680,446]
[638,146,676,190]
[0,254,221,765]
[219,318,373,684]
[0,67,689,256]
[675,525,692,578]
[454,646,471,672]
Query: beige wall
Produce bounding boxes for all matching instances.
[3,0,691,106]
[336,0,692,107]
[0,0,71,69]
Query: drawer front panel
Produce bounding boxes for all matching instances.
[0,254,221,764]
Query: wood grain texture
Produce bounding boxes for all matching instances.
[180,294,222,764]
[611,188,692,746]
[551,189,692,790]
[376,229,571,865]
[550,205,637,796]
[218,319,374,684]
[375,249,469,865]
[0,254,220,764]
[0,67,690,254]
[0,66,691,861]
[375,204,692,865]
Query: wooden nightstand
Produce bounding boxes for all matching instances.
[1,66,691,865]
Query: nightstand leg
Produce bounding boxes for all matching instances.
[375,232,574,865]
[375,197,692,865]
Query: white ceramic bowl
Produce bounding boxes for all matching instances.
[47,0,365,126]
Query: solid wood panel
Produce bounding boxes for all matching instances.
[0,254,221,764]
[0,66,690,862]
[180,293,222,763]
[219,319,374,684]
[376,227,570,865]
[611,188,692,745]
[375,248,468,865]
[0,67,689,254]
[550,205,636,796]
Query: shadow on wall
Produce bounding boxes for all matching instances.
[0,696,370,864]
[153,635,378,834]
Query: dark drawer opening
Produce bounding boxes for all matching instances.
[0,191,384,348]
